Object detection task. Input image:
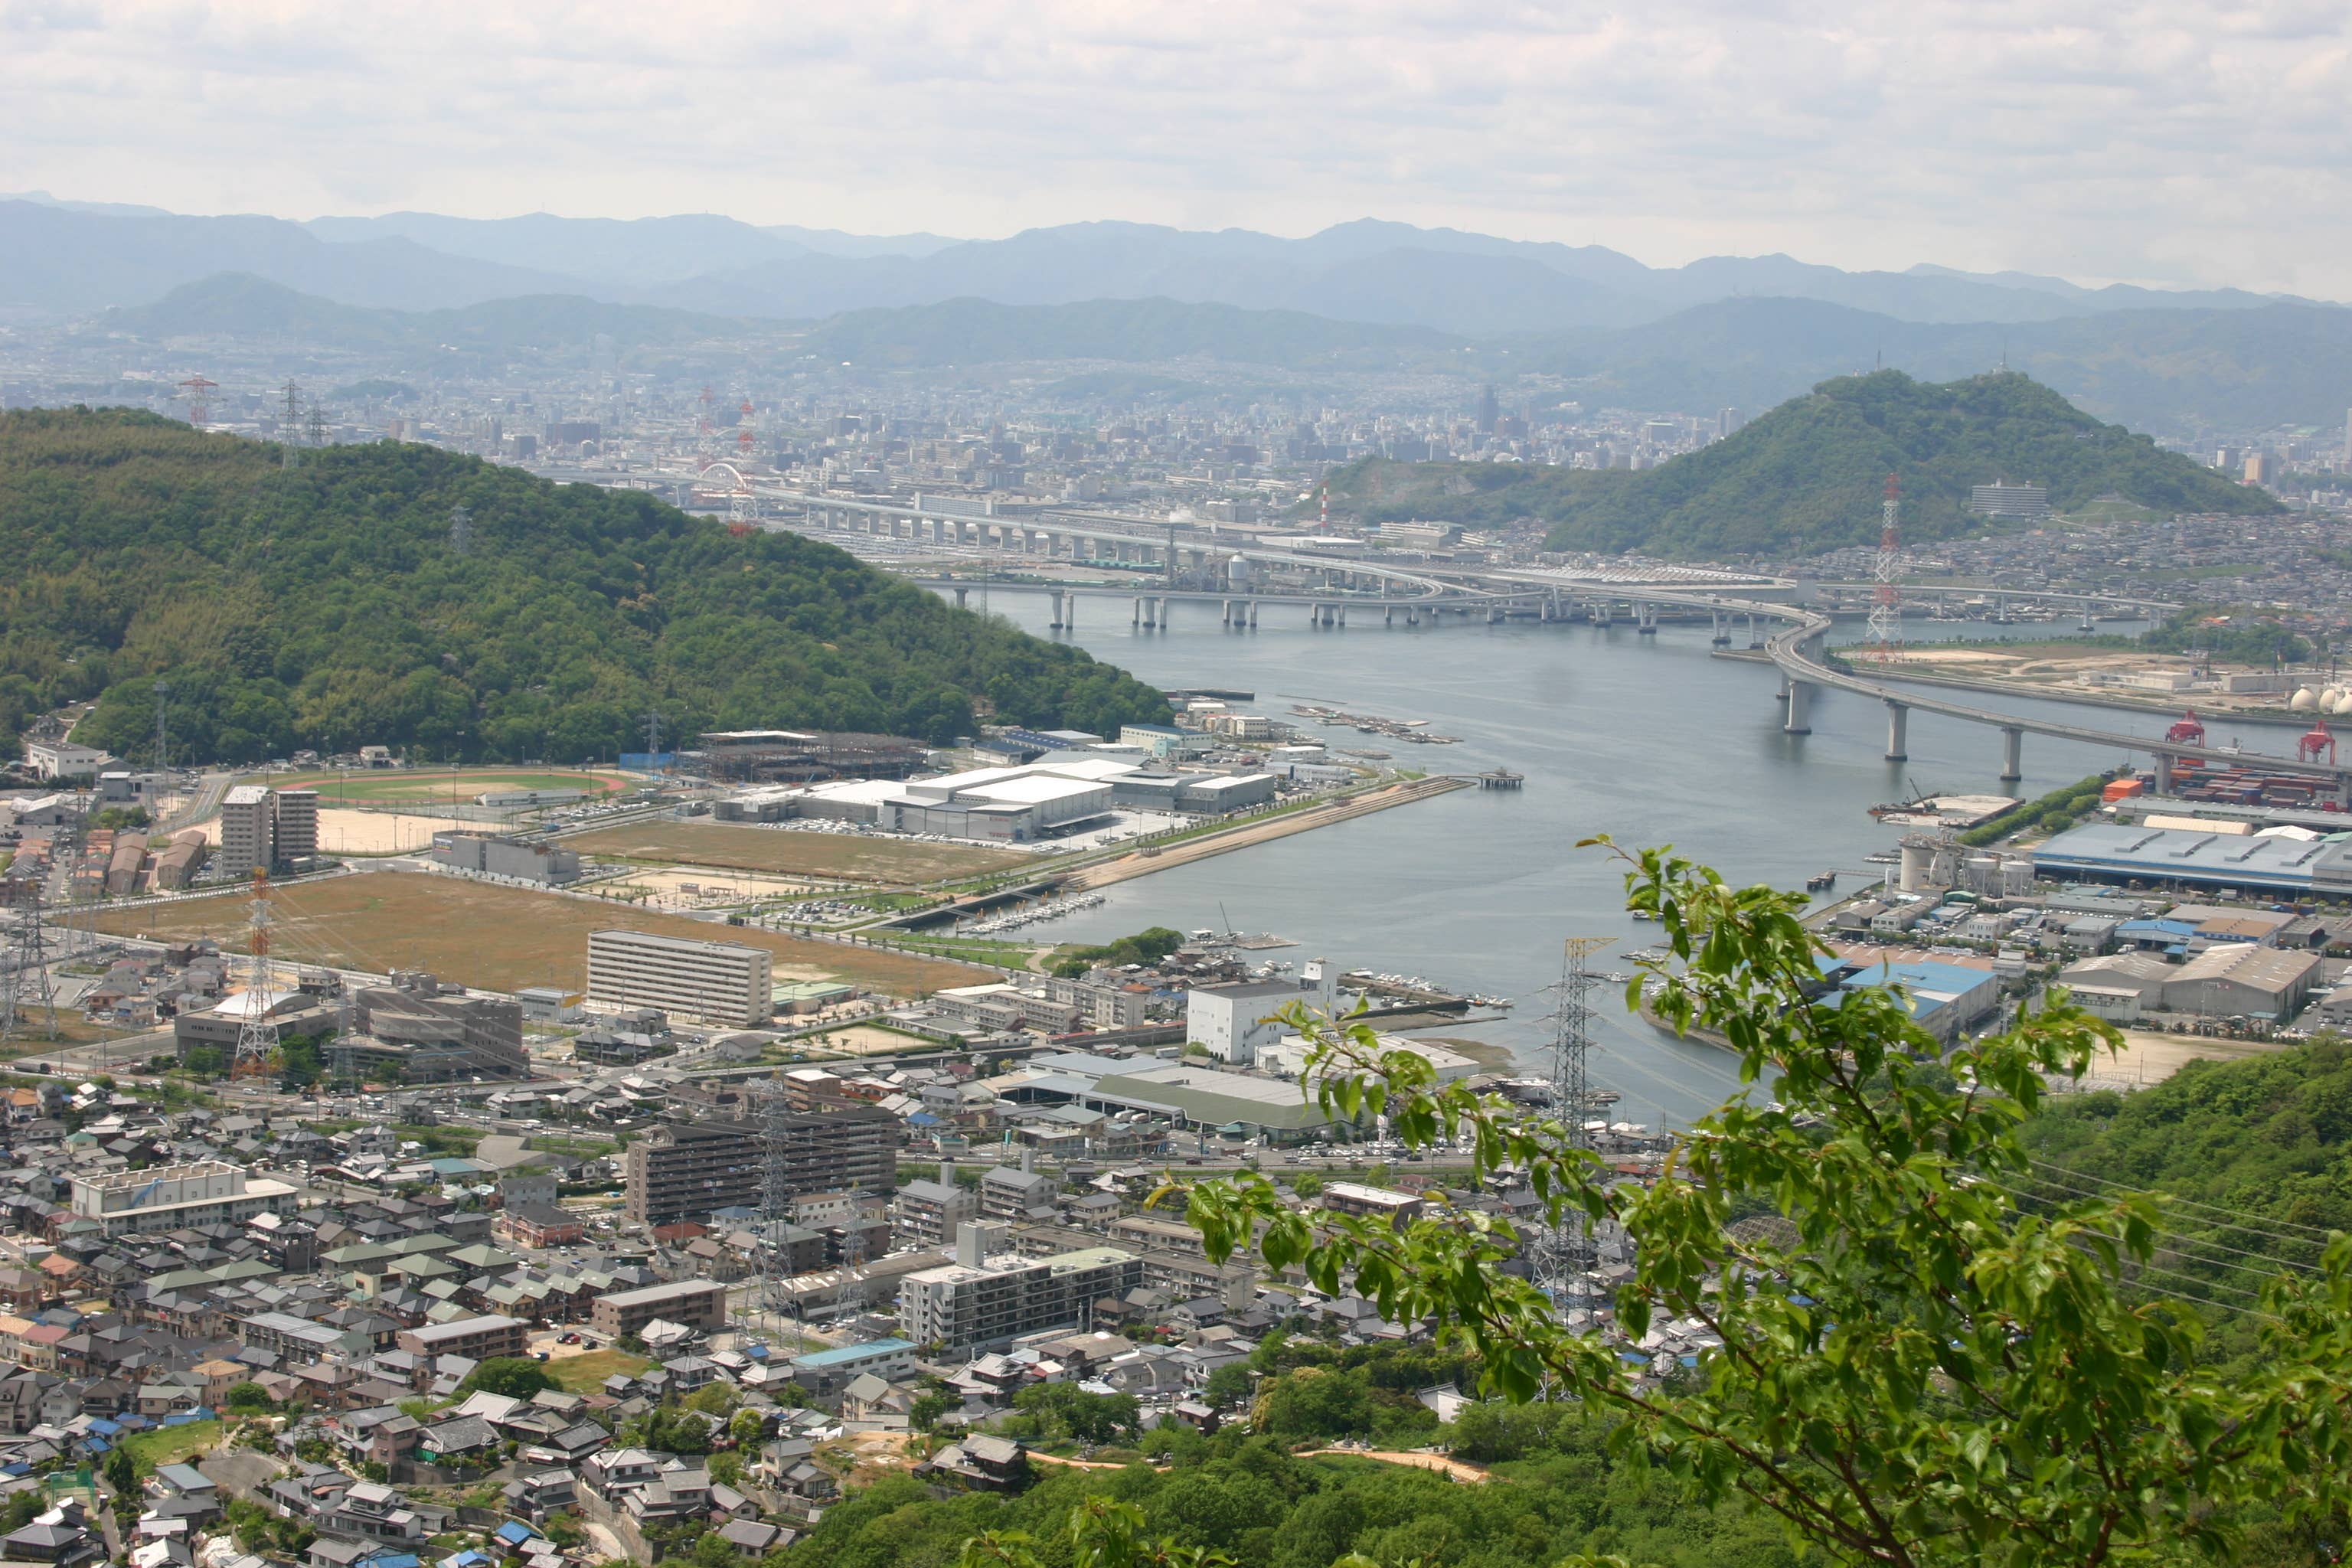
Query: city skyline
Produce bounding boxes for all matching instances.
[7,1,2349,296]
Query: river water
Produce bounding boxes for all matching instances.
[955,588,2171,1127]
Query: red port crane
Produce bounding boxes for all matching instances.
[2165,710,2207,747]
[2299,718,2337,765]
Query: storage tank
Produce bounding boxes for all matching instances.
[1224,555,1253,590]
[1898,835,1938,893]
[2292,687,2320,711]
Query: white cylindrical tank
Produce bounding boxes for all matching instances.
[1225,555,1253,590]
[2292,687,2319,711]
[1898,837,1936,893]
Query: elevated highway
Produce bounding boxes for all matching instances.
[680,479,2333,797]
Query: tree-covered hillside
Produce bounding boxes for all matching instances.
[1319,371,2278,558]
[0,408,1168,763]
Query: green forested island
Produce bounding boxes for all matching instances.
[1318,370,2278,557]
[0,407,1168,763]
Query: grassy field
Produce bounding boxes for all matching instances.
[270,767,632,805]
[94,871,991,998]
[547,1348,653,1394]
[568,819,1037,884]
[121,1419,220,1474]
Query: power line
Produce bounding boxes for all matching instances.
[2028,1158,2345,1243]
[2011,1170,2328,1271]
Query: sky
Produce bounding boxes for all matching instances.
[6,0,2350,293]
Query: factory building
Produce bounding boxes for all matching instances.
[2034,822,2352,899]
[1187,960,1337,1066]
[345,973,528,1080]
[430,831,582,885]
[2056,953,2175,1021]
[2159,943,2321,1021]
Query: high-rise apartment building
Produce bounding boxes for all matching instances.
[217,786,322,878]
[622,1106,897,1226]
[586,929,772,1027]
[897,1223,1142,1353]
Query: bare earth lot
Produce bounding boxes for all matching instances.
[95,870,988,998]
[569,819,1037,884]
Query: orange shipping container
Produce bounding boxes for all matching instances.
[2102,779,2146,802]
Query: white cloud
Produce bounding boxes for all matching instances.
[4,0,2347,292]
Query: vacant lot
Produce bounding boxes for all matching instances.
[96,871,988,998]
[273,767,632,805]
[569,820,1036,884]
[544,1348,653,1394]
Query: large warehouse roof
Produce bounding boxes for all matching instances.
[2033,822,2352,894]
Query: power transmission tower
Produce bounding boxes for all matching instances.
[642,710,665,772]
[151,680,171,777]
[0,889,57,1041]
[449,505,472,556]
[232,870,280,1079]
[760,1071,795,1324]
[332,981,356,1093]
[279,381,303,466]
[304,401,328,449]
[1528,936,1612,1305]
[1866,473,1903,660]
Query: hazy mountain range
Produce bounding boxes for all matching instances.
[16,193,2350,432]
[3,192,2318,331]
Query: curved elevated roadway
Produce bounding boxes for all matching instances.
[743,483,2346,798]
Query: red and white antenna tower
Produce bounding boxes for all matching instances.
[179,374,219,425]
[737,398,755,460]
[1866,472,1902,659]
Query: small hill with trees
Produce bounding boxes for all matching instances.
[0,407,1169,761]
[1317,370,2278,558]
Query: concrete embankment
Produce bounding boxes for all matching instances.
[1066,776,1471,890]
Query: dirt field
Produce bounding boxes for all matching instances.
[2079,1029,2286,1088]
[569,820,1038,884]
[191,808,456,854]
[93,870,990,998]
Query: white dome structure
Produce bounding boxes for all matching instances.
[2292,687,2319,711]
[2325,685,2346,705]
[2331,691,2352,716]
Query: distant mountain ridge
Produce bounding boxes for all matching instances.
[91,273,2352,431]
[4,198,2328,338]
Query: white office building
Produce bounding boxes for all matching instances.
[1186,959,1338,1066]
[587,929,773,1027]
[70,1161,298,1237]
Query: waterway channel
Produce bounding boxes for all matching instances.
[950,588,2167,1128]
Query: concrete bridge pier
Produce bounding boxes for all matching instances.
[1999,726,2024,782]
[1158,597,1170,629]
[2154,753,2174,795]
[1337,604,1348,626]
[1132,597,1144,626]
[1386,605,1395,626]
[1638,603,1658,635]
[1885,701,1909,762]
[953,586,968,610]
[1784,679,1814,735]
[1746,612,1762,649]
[1222,599,1234,627]
[1049,590,1067,629]
[1247,602,1259,629]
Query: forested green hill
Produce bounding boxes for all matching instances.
[0,407,1167,762]
[1318,371,2278,558]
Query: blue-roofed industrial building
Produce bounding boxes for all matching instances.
[1819,956,2005,1047]
[2032,822,2352,899]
